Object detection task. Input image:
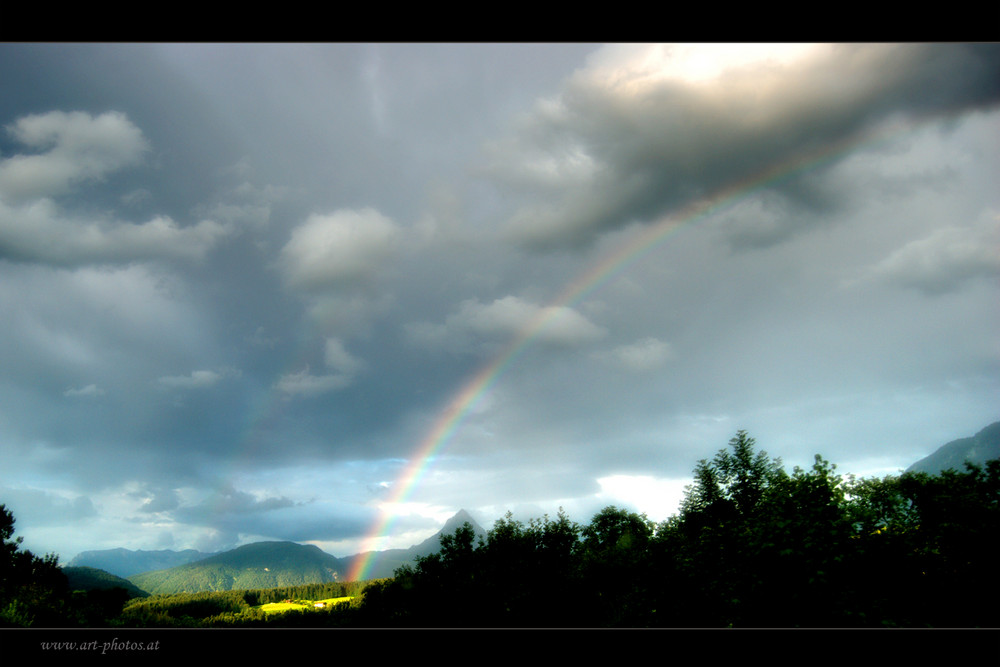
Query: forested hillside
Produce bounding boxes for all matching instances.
[128,541,345,595]
[62,566,148,599]
[122,511,486,594]
[906,421,1000,475]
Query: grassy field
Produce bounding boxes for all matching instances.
[258,597,353,614]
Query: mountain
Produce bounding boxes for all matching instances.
[342,509,488,580]
[128,541,347,595]
[408,509,488,557]
[906,421,1000,475]
[68,547,217,578]
[62,566,149,599]
[122,510,487,594]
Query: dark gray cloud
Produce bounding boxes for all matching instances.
[0,44,996,561]
[486,44,1000,250]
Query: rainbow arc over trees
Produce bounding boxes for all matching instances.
[346,114,929,582]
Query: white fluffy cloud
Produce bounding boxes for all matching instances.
[0,111,148,203]
[596,473,689,522]
[467,296,607,345]
[407,295,607,353]
[608,337,673,372]
[0,110,229,267]
[866,214,1000,294]
[277,208,400,290]
[0,199,229,266]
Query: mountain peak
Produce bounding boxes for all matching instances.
[441,509,480,534]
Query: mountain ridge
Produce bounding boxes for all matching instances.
[120,510,486,594]
[906,420,1000,475]
[68,547,218,578]
[128,540,346,595]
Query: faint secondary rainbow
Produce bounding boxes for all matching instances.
[347,113,934,581]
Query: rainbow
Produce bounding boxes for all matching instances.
[346,113,926,581]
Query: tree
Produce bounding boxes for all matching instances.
[438,521,478,568]
[581,506,653,559]
[0,504,70,626]
[682,430,786,521]
[745,455,856,626]
[669,431,796,625]
[843,460,1000,627]
[580,506,656,626]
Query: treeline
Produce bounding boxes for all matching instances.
[1,505,67,627]
[352,431,1000,627]
[118,580,371,627]
[1,505,136,627]
[3,430,998,627]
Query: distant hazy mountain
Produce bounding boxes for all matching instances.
[906,421,1000,475]
[128,541,346,595]
[342,509,488,580]
[68,547,217,578]
[62,566,149,598]
[121,510,486,594]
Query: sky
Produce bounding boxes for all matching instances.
[0,43,997,564]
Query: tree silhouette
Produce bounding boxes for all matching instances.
[0,504,70,626]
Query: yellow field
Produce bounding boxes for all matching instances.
[258,597,353,614]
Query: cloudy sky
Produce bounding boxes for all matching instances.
[1,43,997,563]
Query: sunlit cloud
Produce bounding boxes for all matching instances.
[406,295,607,354]
[596,474,689,523]
[277,208,401,291]
[488,44,1000,250]
[0,110,148,203]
